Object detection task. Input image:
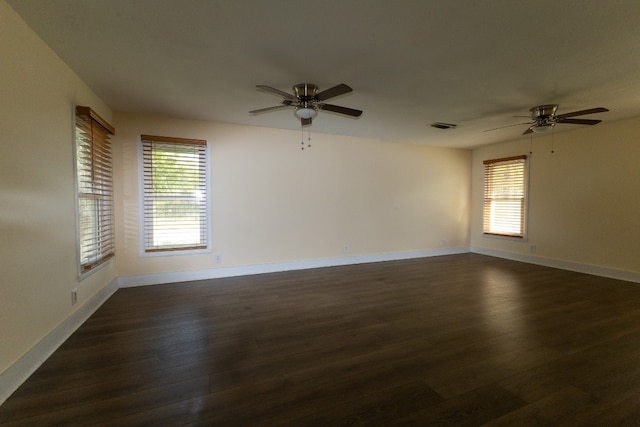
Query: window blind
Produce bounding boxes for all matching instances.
[75,106,115,271]
[141,135,208,252]
[483,155,527,238]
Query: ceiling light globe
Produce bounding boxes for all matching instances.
[294,107,317,120]
[532,123,555,133]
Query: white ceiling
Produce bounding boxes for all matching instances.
[8,0,640,148]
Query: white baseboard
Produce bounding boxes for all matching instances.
[471,246,640,284]
[118,247,470,287]
[0,278,119,406]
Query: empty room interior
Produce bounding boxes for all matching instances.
[2,1,640,425]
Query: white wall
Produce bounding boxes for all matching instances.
[471,118,640,279]
[113,112,472,280]
[0,0,116,396]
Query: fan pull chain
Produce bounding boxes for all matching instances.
[300,125,312,150]
[551,129,555,154]
[529,133,533,154]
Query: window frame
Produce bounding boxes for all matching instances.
[138,134,211,256]
[482,155,528,239]
[74,106,115,277]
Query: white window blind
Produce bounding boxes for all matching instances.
[141,135,208,252]
[75,106,115,272]
[483,155,527,238]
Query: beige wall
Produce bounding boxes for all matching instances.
[471,117,640,275]
[0,1,115,375]
[113,112,472,278]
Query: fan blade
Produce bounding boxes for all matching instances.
[315,84,353,101]
[555,107,608,119]
[483,122,533,132]
[249,104,292,114]
[556,118,602,125]
[318,103,363,117]
[522,127,534,135]
[301,117,312,126]
[256,85,296,100]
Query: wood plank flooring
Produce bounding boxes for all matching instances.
[2,253,640,425]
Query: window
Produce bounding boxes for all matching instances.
[483,155,527,238]
[75,106,115,272]
[141,135,209,253]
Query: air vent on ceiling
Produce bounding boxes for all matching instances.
[430,122,457,130]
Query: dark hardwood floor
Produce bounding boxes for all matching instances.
[3,253,640,425]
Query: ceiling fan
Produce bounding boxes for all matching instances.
[249,83,363,126]
[485,104,609,135]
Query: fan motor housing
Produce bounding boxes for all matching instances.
[530,104,558,119]
[294,83,318,99]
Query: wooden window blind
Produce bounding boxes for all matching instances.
[141,135,208,252]
[75,106,115,272]
[483,155,527,238]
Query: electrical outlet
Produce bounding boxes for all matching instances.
[71,288,78,306]
[441,239,446,246]
[343,245,349,254]
[530,245,537,253]
[215,254,222,263]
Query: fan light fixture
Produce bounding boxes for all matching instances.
[250,83,362,133]
[294,107,317,120]
[484,105,607,135]
[532,123,555,133]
